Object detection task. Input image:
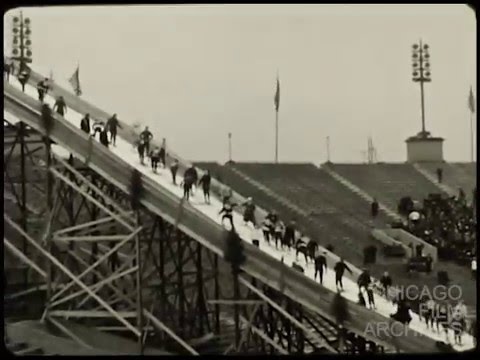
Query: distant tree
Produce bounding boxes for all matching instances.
[223,228,246,350]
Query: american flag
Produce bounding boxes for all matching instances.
[468,86,475,113]
[69,65,82,96]
[274,73,280,112]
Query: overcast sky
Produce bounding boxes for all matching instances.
[4,5,476,163]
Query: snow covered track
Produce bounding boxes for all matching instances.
[4,76,475,352]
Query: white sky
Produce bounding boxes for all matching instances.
[4,5,477,163]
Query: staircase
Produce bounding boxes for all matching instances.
[412,163,456,197]
[321,164,403,223]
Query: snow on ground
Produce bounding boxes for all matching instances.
[4,74,475,351]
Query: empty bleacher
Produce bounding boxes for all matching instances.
[329,163,444,213]
[420,162,476,200]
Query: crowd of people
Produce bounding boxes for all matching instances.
[398,188,476,272]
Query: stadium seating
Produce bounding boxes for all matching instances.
[202,162,386,266]
[329,163,443,212]
[419,162,476,201]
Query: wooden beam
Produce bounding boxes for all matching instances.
[50,227,142,303]
[55,156,133,223]
[143,310,199,355]
[50,266,138,309]
[4,237,46,278]
[207,299,265,306]
[239,276,338,354]
[239,316,288,355]
[53,215,120,236]
[49,168,134,232]
[49,310,138,318]
[48,316,93,349]
[54,235,129,242]
[4,214,141,337]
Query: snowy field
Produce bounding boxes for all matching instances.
[4,72,475,351]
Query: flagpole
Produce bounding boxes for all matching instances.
[275,110,278,163]
[471,111,474,163]
[228,132,232,162]
[326,136,331,163]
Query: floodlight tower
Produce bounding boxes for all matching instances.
[411,40,432,137]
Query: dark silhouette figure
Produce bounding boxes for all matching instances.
[140,126,153,154]
[334,258,353,291]
[80,114,91,134]
[53,96,67,116]
[380,271,392,297]
[36,78,49,102]
[99,128,109,148]
[314,251,327,284]
[170,159,179,185]
[219,201,235,229]
[198,171,212,204]
[371,198,379,218]
[436,168,443,183]
[106,114,122,146]
[150,146,162,173]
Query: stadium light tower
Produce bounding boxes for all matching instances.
[412,40,431,137]
[11,12,33,73]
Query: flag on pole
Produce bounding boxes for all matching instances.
[274,75,280,112]
[49,70,54,82]
[468,86,475,113]
[68,65,82,96]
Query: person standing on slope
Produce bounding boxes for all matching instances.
[80,113,91,135]
[273,219,285,249]
[36,78,49,102]
[99,127,109,148]
[140,126,153,154]
[219,200,235,229]
[159,138,167,168]
[242,197,256,226]
[198,170,212,204]
[150,146,162,173]
[314,251,327,285]
[53,96,67,117]
[334,258,353,292]
[106,114,122,146]
[170,159,179,185]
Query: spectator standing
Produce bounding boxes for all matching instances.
[306,238,319,262]
[106,114,122,146]
[334,258,353,292]
[36,78,49,102]
[140,126,153,154]
[80,114,91,134]
[314,251,327,285]
[53,96,67,117]
[198,170,212,204]
[436,168,443,183]
[371,198,379,218]
[170,159,179,185]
